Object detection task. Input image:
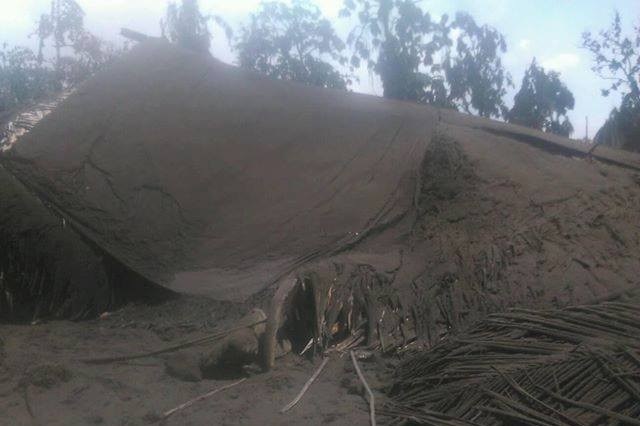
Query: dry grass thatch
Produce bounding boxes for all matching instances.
[386,292,640,425]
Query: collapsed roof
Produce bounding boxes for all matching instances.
[1,40,639,329]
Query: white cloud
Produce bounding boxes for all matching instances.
[0,9,31,32]
[518,39,531,50]
[450,28,463,41]
[541,53,580,72]
[202,0,343,19]
[202,0,261,17]
[0,0,42,47]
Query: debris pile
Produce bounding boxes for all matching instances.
[387,293,640,425]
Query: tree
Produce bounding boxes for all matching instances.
[33,0,122,86]
[1,2,125,113]
[34,0,85,74]
[584,12,640,151]
[595,100,640,152]
[445,12,512,118]
[340,0,452,105]
[508,59,575,137]
[60,32,127,85]
[0,45,59,112]
[235,0,350,89]
[161,0,231,55]
[582,12,639,107]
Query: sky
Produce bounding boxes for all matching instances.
[1,0,638,139]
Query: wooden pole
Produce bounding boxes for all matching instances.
[586,116,589,141]
[350,351,376,426]
[120,28,150,43]
[281,357,329,413]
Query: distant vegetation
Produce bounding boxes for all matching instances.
[2,0,638,145]
[161,0,231,55]
[583,12,639,151]
[341,0,453,106]
[0,0,124,114]
[508,59,575,137]
[234,0,351,90]
[0,44,59,112]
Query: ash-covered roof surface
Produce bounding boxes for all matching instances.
[1,39,639,324]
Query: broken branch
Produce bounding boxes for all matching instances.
[350,350,376,426]
[120,28,149,43]
[161,378,246,420]
[281,357,329,413]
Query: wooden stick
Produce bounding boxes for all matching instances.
[120,28,149,42]
[325,329,365,354]
[536,385,640,426]
[299,338,314,356]
[477,405,554,426]
[492,367,585,426]
[483,388,568,426]
[161,378,246,420]
[350,350,376,426]
[281,357,329,413]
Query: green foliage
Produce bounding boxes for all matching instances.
[445,12,512,118]
[33,0,123,86]
[582,12,639,106]
[1,0,126,113]
[595,97,640,151]
[508,59,575,137]
[341,1,510,116]
[162,0,231,55]
[341,0,452,104]
[60,32,127,85]
[235,0,350,90]
[584,12,639,150]
[34,0,85,69]
[0,45,59,112]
